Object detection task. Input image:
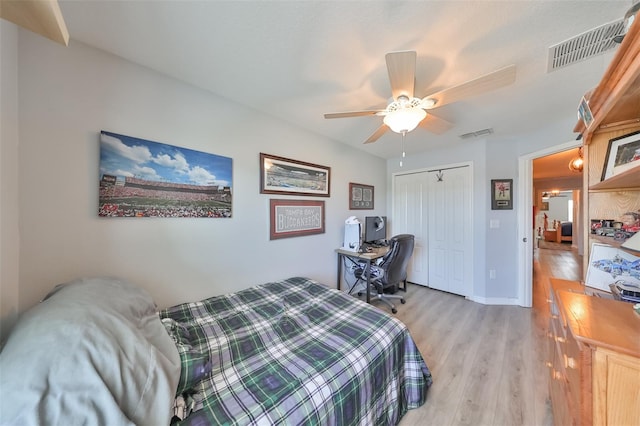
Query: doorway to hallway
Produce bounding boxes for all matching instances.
[517,141,583,307]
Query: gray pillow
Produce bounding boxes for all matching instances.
[0,277,181,426]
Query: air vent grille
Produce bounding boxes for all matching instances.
[547,20,624,72]
[459,128,493,139]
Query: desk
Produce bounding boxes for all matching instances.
[335,247,387,303]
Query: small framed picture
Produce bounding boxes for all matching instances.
[540,201,549,211]
[349,182,374,210]
[601,130,640,181]
[577,96,593,128]
[491,179,513,210]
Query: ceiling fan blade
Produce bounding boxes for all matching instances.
[423,64,516,108]
[324,110,383,119]
[363,125,389,144]
[420,113,454,135]
[386,51,416,101]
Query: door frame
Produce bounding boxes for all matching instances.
[517,140,582,307]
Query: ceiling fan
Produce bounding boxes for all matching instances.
[542,190,568,199]
[324,51,516,144]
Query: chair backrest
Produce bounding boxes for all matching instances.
[378,234,415,286]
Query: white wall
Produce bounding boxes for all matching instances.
[14,30,387,313]
[547,194,571,223]
[0,20,20,344]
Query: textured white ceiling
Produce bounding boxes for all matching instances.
[58,0,633,159]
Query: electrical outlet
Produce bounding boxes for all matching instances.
[489,269,496,279]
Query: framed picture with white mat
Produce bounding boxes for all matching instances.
[585,243,640,292]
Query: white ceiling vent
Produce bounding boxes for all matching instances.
[459,128,493,139]
[547,20,624,72]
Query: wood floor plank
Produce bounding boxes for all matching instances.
[395,245,581,425]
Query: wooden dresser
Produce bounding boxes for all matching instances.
[547,278,640,425]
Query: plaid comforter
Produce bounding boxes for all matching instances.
[160,277,432,426]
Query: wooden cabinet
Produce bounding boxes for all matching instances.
[575,11,640,266]
[547,278,640,425]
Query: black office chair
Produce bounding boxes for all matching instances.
[356,234,415,314]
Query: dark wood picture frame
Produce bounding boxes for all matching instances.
[269,199,325,240]
[601,130,640,181]
[349,182,374,210]
[260,153,330,197]
[491,179,513,210]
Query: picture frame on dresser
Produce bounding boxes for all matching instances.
[601,130,640,181]
[585,243,640,292]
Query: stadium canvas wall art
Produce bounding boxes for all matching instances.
[99,131,232,218]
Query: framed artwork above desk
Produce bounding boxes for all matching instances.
[349,182,374,209]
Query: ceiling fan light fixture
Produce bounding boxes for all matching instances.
[383,107,427,133]
[421,98,437,109]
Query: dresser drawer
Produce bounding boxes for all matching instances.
[549,338,577,426]
[564,328,590,425]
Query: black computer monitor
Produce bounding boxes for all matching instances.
[364,216,387,244]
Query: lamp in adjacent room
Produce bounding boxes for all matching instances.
[568,147,584,172]
[622,231,640,252]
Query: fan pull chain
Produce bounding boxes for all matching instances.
[400,131,406,167]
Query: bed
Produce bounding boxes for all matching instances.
[558,221,572,243]
[0,276,432,425]
[545,220,573,243]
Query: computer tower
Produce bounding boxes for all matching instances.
[343,223,361,251]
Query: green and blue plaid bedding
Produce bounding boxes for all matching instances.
[160,277,432,426]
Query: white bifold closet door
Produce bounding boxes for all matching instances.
[393,165,472,297]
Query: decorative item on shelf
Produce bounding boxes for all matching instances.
[568,146,584,172]
[586,243,640,292]
[601,130,640,181]
[613,1,640,43]
[621,230,640,252]
[577,96,593,128]
[610,281,640,303]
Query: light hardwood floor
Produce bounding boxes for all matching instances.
[396,243,582,426]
